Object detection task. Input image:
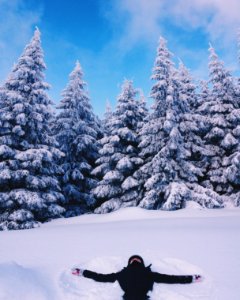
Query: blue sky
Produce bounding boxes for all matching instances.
[0,0,240,117]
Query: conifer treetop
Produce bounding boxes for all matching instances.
[58,61,94,123]
[208,44,225,71]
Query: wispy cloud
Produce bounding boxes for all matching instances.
[110,0,164,49]
[105,0,240,48]
[0,0,42,83]
[101,0,240,82]
[170,0,240,43]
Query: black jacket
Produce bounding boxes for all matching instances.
[83,264,193,300]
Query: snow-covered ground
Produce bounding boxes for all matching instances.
[0,204,240,299]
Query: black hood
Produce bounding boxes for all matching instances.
[128,255,145,266]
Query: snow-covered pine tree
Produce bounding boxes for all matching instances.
[199,45,240,202]
[138,38,222,210]
[137,90,149,131]
[193,80,217,157]
[138,36,177,209]
[176,63,211,174]
[0,28,65,230]
[91,113,116,212]
[176,62,224,208]
[198,80,209,107]
[93,80,143,213]
[140,66,200,209]
[54,61,102,217]
[177,61,197,110]
[102,99,113,135]
[137,37,173,187]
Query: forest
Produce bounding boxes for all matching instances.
[0,28,240,230]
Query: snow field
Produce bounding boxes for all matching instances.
[0,207,240,299]
[0,262,55,300]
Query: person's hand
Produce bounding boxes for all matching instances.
[72,268,84,276]
[192,275,203,283]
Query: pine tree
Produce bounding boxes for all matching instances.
[93,80,143,213]
[177,62,202,168]
[200,45,240,201]
[193,80,216,163]
[138,37,176,209]
[176,62,224,208]
[138,37,173,175]
[137,90,149,131]
[138,38,223,210]
[0,29,65,230]
[55,61,102,217]
[176,63,210,174]
[140,65,201,209]
[198,80,209,107]
[102,99,113,134]
[178,61,197,110]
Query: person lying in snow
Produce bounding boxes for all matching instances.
[72,255,202,300]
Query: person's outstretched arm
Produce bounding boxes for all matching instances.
[152,272,201,284]
[72,268,118,283]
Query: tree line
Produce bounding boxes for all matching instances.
[0,29,240,230]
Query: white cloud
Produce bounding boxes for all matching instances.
[170,0,240,42]
[0,0,42,83]
[108,0,240,47]
[118,0,163,45]
[102,0,164,50]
